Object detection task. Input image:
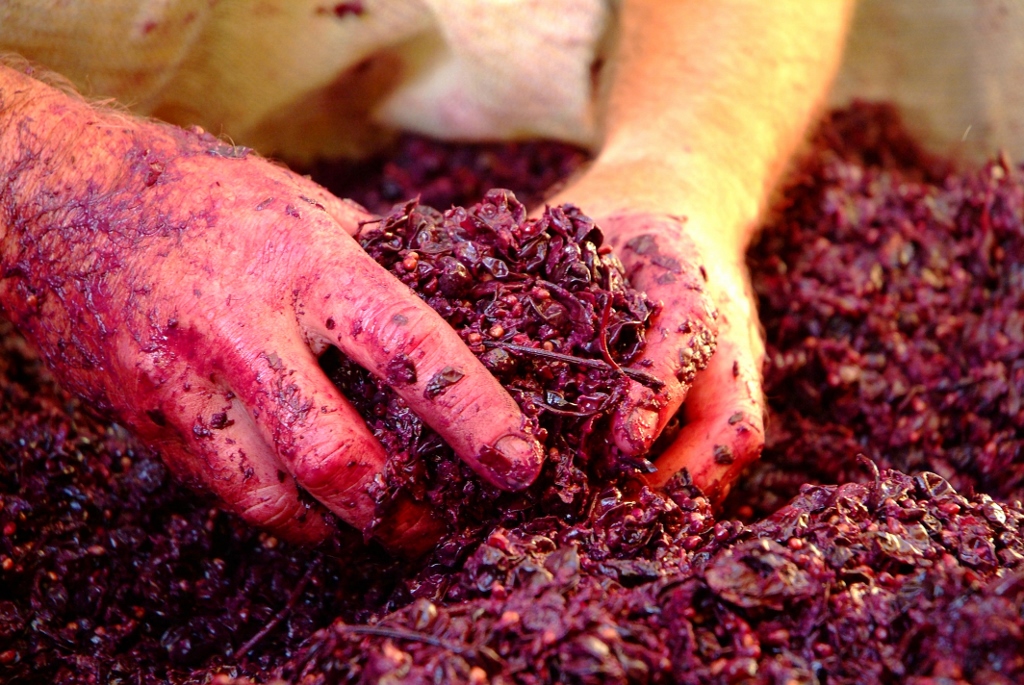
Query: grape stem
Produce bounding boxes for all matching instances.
[484,340,665,390]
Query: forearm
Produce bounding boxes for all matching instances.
[588,0,854,247]
[542,2,852,482]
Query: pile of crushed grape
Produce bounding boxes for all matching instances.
[1,105,1022,684]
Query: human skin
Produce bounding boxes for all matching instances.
[0,0,852,546]
[0,63,542,549]
[547,0,854,502]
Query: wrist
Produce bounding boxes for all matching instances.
[548,151,761,254]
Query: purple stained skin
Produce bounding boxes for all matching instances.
[2,107,1024,684]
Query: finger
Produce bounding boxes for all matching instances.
[646,313,766,505]
[142,372,334,545]
[303,239,544,491]
[226,334,446,552]
[600,214,720,454]
[220,323,419,537]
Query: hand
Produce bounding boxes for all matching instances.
[545,161,766,502]
[0,67,543,548]
[542,0,849,500]
[602,213,766,503]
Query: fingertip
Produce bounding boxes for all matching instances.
[151,373,337,548]
[479,433,545,491]
[612,380,670,456]
[311,267,545,489]
[614,405,661,455]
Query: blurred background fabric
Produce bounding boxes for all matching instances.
[0,0,610,162]
[2,0,1023,164]
[832,0,1024,164]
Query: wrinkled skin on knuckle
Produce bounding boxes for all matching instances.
[346,296,443,372]
[239,484,305,530]
[291,439,375,503]
[377,305,438,361]
[240,215,336,294]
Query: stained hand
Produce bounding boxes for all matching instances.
[0,67,543,548]
[545,163,766,502]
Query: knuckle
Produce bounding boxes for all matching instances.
[359,299,442,365]
[674,319,718,385]
[292,447,343,493]
[415,350,515,427]
[251,217,339,285]
[680,291,720,340]
[614,219,707,293]
[265,375,317,431]
[391,311,443,362]
[240,486,301,529]
[292,438,374,496]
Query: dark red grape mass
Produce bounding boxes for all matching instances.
[1,105,1023,684]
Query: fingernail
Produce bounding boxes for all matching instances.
[625,407,660,452]
[481,435,544,491]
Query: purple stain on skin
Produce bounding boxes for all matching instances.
[625,233,682,273]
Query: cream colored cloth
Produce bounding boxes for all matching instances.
[832,0,1024,163]
[7,1,1024,166]
[0,0,610,162]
